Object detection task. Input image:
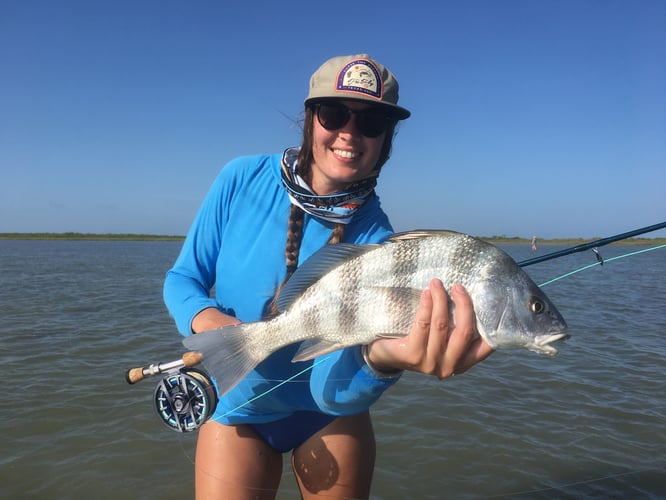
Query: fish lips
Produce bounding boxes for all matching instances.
[530,331,570,356]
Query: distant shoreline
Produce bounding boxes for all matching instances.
[0,233,184,242]
[1,232,664,246]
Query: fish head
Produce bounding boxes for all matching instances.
[470,275,568,356]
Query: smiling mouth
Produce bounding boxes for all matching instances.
[333,149,359,159]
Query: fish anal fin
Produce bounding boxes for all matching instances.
[292,330,407,363]
[292,339,347,362]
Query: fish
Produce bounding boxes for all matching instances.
[183,230,569,396]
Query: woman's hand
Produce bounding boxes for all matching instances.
[365,278,494,378]
[191,307,241,334]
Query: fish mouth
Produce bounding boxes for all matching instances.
[535,332,570,345]
[530,332,570,356]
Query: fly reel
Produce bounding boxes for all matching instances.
[153,368,217,433]
[125,351,216,433]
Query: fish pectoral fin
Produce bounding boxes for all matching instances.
[292,339,347,362]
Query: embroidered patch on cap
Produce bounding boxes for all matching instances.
[335,59,383,100]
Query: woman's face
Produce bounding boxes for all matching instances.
[310,100,388,195]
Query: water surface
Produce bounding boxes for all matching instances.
[1,240,664,498]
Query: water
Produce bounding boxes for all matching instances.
[1,240,664,499]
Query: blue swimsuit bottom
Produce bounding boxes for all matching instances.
[249,411,338,453]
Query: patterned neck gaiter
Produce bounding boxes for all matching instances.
[280,147,377,224]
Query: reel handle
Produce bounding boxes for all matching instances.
[125,351,202,385]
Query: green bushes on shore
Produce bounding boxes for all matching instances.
[1,232,663,245]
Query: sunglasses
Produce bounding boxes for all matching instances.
[314,103,394,138]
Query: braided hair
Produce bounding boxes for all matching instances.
[265,105,397,318]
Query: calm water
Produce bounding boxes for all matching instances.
[1,240,664,499]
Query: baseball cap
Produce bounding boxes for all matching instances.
[304,54,411,120]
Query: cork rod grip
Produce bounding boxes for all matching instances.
[125,351,203,385]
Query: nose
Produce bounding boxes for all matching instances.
[337,112,362,136]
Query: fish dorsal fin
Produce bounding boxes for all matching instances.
[276,242,378,312]
[388,229,463,242]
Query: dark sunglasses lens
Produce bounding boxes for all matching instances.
[317,105,349,131]
[356,110,389,138]
[316,104,390,138]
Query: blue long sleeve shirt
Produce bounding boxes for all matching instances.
[163,152,401,424]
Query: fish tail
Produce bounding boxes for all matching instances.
[182,323,261,397]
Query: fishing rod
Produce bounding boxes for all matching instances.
[518,221,666,267]
[126,221,665,432]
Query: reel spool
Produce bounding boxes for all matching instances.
[153,368,217,433]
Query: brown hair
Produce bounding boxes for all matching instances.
[265,105,397,318]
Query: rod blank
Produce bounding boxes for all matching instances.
[518,222,666,267]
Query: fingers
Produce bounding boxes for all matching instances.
[390,282,435,370]
[412,281,435,342]
[410,281,493,379]
[400,278,451,375]
[440,284,477,377]
[366,279,494,379]
[424,279,450,372]
[455,337,495,374]
[447,284,495,375]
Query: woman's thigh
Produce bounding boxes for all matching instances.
[291,410,376,499]
[195,419,283,500]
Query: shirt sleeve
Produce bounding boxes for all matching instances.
[309,345,402,415]
[163,159,240,335]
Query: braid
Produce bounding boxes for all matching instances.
[285,204,305,275]
[264,105,374,318]
[265,210,346,319]
[266,204,304,318]
[327,223,346,245]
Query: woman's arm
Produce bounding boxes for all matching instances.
[191,307,241,333]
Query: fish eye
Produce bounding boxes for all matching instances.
[529,297,545,315]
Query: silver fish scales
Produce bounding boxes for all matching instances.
[184,230,568,396]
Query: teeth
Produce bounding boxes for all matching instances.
[334,149,359,159]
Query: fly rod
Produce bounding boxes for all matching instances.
[518,221,666,267]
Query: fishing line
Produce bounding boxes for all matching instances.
[538,244,666,287]
[126,222,665,433]
[487,464,665,498]
[220,237,666,397]
[210,236,666,404]
[215,355,332,419]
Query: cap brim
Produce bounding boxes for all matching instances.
[305,97,411,120]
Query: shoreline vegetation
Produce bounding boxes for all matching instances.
[1,232,664,246]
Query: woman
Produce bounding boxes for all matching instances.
[164,54,494,499]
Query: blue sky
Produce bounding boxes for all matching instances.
[2,1,664,239]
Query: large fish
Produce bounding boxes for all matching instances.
[184,230,568,395]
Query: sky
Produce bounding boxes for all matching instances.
[1,0,665,239]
